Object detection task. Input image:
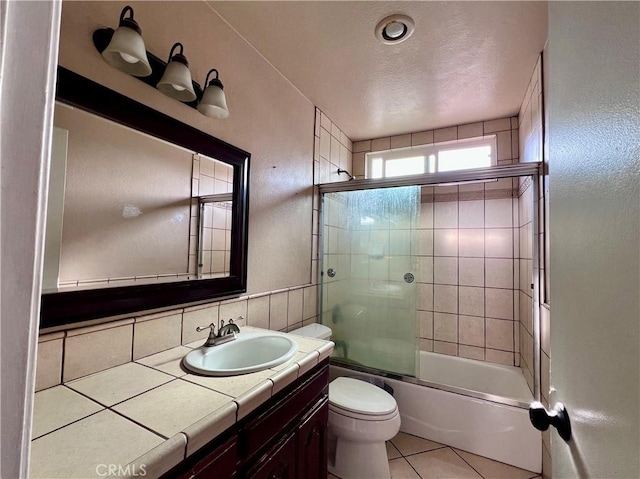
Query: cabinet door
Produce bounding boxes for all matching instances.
[180,437,237,479]
[247,432,296,479]
[296,398,328,479]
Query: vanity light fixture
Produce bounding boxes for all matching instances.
[93,6,230,119]
[197,69,230,119]
[157,43,197,102]
[100,6,152,77]
[375,14,415,45]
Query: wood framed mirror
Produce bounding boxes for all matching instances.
[40,67,250,329]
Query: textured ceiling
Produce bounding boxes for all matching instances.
[209,1,547,141]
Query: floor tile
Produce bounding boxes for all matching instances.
[386,440,402,460]
[390,432,445,456]
[66,362,173,406]
[389,457,421,479]
[406,448,482,478]
[454,448,539,479]
[32,386,103,439]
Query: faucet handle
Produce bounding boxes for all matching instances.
[196,323,216,334]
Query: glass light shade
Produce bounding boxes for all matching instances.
[197,84,230,119]
[157,61,197,102]
[101,26,152,77]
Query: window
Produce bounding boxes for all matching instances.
[367,136,496,179]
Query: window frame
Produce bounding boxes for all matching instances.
[366,135,497,179]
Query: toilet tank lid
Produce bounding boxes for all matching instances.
[290,323,332,340]
[329,377,397,416]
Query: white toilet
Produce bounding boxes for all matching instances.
[291,323,401,479]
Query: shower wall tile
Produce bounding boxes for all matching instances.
[433,341,458,356]
[458,229,484,257]
[485,229,513,258]
[434,313,458,343]
[459,200,484,228]
[434,229,458,256]
[416,256,434,284]
[485,259,514,289]
[459,258,484,287]
[418,311,434,340]
[486,318,514,351]
[434,202,458,228]
[485,349,514,366]
[459,345,484,361]
[434,257,458,285]
[486,288,514,320]
[459,287,484,317]
[434,285,458,314]
[459,315,485,347]
[485,199,514,228]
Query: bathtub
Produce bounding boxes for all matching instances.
[330,351,542,473]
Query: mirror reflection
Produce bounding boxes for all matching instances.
[44,103,234,293]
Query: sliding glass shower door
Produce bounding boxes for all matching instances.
[321,186,420,377]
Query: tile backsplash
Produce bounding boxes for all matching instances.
[36,285,319,391]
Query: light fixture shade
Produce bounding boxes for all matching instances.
[101,7,152,77]
[197,69,229,119]
[157,44,197,102]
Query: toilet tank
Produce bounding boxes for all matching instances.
[290,323,332,340]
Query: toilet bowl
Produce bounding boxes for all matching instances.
[327,377,401,479]
[289,323,401,479]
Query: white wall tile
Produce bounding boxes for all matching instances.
[434,257,458,285]
[434,285,458,313]
[133,314,182,360]
[485,199,513,228]
[485,258,514,289]
[434,229,458,256]
[459,200,484,228]
[269,292,288,331]
[459,286,484,317]
[248,296,270,329]
[64,324,133,382]
[434,202,458,228]
[458,229,484,257]
[486,288,514,320]
[434,313,458,342]
[459,258,484,287]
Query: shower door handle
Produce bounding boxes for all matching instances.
[529,401,572,441]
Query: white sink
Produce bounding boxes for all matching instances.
[182,332,298,376]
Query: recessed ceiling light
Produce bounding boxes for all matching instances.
[375,14,415,45]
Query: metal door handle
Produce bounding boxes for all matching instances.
[529,401,572,441]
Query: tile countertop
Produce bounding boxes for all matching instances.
[30,327,334,479]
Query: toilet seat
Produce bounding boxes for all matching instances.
[329,402,399,422]
[329,377,397,417]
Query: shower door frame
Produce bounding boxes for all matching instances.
[318,162,542,409]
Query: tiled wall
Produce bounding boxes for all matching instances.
[35,285,320,391]
[314,108,353,185]
[350,117,524,366]
[414,185,521,365]
[518,54,550,478]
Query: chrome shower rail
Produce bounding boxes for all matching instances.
[318,162,542,193]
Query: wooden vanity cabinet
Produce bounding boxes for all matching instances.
[164,359,329,479]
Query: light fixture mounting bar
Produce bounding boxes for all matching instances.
[93,28,203,109]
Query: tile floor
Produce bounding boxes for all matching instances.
[328,432,542,479]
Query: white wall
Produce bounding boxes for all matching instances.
[547,2,639,477]
[0,1,61,476]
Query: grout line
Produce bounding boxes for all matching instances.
[31,407,105,442]
[451,447,487,479]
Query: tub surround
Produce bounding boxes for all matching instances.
[30,327,333,478]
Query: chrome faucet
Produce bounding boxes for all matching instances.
[195,317,242,347]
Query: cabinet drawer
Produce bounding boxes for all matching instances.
[241,364,328,459]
